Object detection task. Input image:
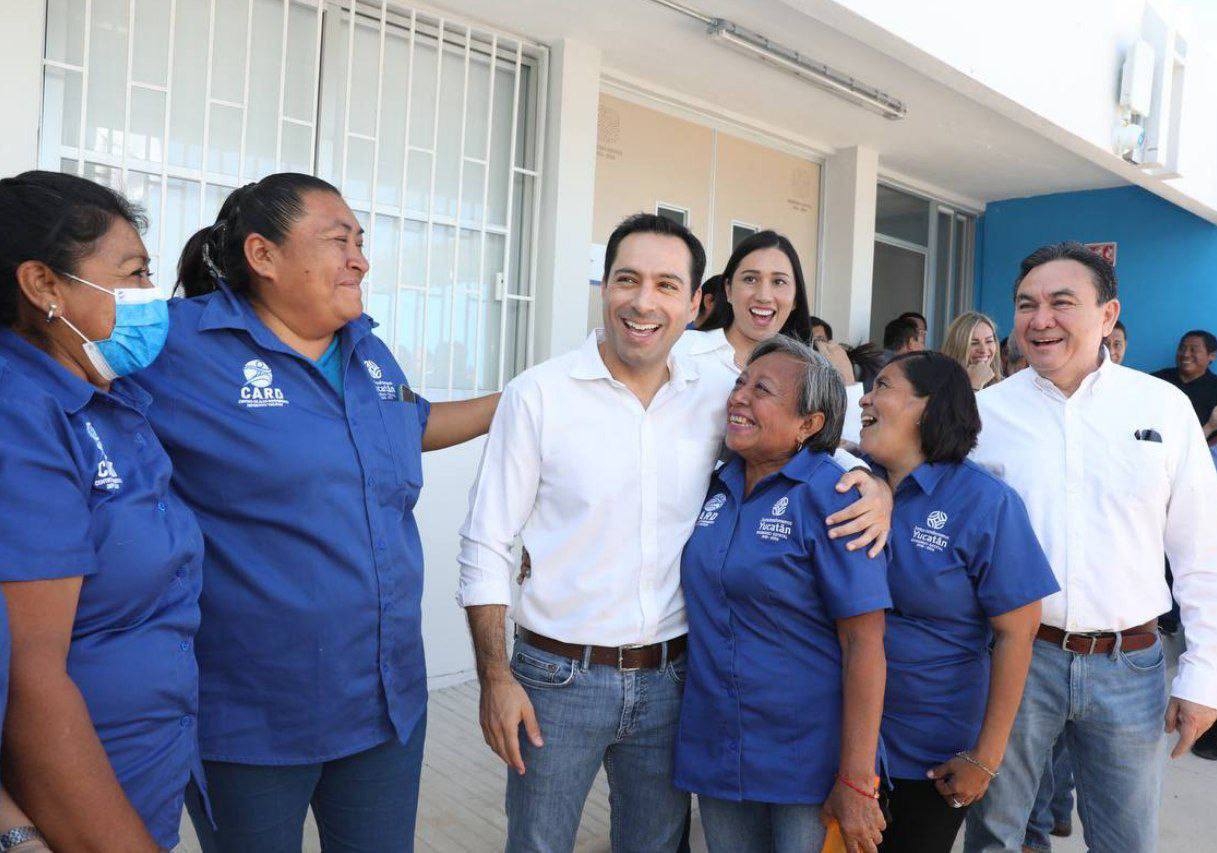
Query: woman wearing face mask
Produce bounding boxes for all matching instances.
[942,312,1003,391]
[857,352,1057,852]
[0,171,204,851]
[134,173,497,851]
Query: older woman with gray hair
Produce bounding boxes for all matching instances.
[675,335,891,853]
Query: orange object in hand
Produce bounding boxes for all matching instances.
[821,775,881,852]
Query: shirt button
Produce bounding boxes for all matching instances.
[367,476,377,487]
[157,501,167,513]
[135,433,146,445]
[179,640,191,652]
[376,539,387,550]
[180,716,192,728]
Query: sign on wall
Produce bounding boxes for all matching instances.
[1086,241,1118,267]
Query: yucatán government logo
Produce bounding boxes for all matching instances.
[697,492,727,527]
[239,359,289,409]
[772,496,789,517]
[365,359,398,400]
[756,493,793,542]
[912,509,950,553]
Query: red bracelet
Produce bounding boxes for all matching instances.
[835,773,880,799]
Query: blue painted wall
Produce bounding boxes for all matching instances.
[975,185,1217,373]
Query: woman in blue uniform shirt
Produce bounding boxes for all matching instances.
[857,352,1058,852]
[136,173,497,851]
[676,335,890,853]
[0,171,205,851]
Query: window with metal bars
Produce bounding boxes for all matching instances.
[39,0,545,398]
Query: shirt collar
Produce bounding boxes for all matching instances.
[905,461,949,495]
[717,448,834,500]
[0,327,151,414]
[196,280,378,357]
[1028,347,1115,402]
[569,329,700,387]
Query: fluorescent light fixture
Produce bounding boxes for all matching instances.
[707,18,907,121]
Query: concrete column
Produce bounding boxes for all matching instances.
[0,0,47,176]
[819,145,879,343]
[532,38,601,362]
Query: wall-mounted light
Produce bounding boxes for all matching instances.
[706,19,907,121]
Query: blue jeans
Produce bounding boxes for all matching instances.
[698,797,826,853]
[185,712,425,852]
[504,639,689,852]
[1023,733,1074,850]
[965,638,1167,853]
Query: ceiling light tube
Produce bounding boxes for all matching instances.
[707,18,907,120]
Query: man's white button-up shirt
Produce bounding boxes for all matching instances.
[973,356,1217,706]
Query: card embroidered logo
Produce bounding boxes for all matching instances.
[239,359,289,409]
[85,421,123,491]
[697,493,726,527]
[912,509,950,553]
[364,359,397,400]
[756,493,793,542]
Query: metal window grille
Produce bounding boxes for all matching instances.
[39,0,545,398]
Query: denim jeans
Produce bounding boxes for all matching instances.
[965,637,1167,853]
[185,712,425,853]
[697,797,826,853]
[1023,733,1074,851]
[504,638,689,852]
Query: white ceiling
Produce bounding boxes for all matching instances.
[446,0,1127,207]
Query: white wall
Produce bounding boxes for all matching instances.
[806,0,1217,216]
[0,0,46,175]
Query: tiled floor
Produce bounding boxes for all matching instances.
[179,637,1214,851]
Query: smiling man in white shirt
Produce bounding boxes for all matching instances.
[458,213,891,852]
[964,242,1217,853]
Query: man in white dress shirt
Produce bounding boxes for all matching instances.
[964,242,1217,853]
[457,213,891,851]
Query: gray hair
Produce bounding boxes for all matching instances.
[747,335,845,452]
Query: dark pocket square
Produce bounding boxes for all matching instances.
[1134,428,1162,443]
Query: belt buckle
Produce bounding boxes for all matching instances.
[1061,631,1099,655]
[617,643,646,672]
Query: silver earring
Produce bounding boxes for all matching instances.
[45,303,58,322]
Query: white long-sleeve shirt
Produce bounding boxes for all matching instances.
[973,356,1217,707]
[456,331,734,646]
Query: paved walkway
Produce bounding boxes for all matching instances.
[179,636,1213,851]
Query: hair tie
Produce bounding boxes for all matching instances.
[201,221,228,283]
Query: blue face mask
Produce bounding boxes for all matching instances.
[55,273,170,380]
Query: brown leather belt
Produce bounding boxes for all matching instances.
[1036,621,1158,655]
[516,628,686,671]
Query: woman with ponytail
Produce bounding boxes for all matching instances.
[135,173,499,851]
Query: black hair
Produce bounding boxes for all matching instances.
[1180,329,1217,354]
[898,310,927,327]
[701,230,812,342]
[602,213,705,295]
[809,315,833,340]
[0,170,146,327]
[1113,320,1126,334]
[1014,241,1117,304]
[696,273,731,330]
[177,172,341,297]
[886,351,981,463]
[883,317,920,351]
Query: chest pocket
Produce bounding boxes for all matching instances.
[376,398,425,496]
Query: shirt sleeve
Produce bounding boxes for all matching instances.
[0,397,96,581]
[840,382,864,446]
[415,394,431,433]
[1163,405,1217,708]
[812,485,892,620]
[456,380,541,608]
[969,488,1060,617]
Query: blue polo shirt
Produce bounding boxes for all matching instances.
[134,284,430,764]
[0,332,204,849]
[880,460,1058,779]
[675,450,891,805]
[0,589,8,767]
